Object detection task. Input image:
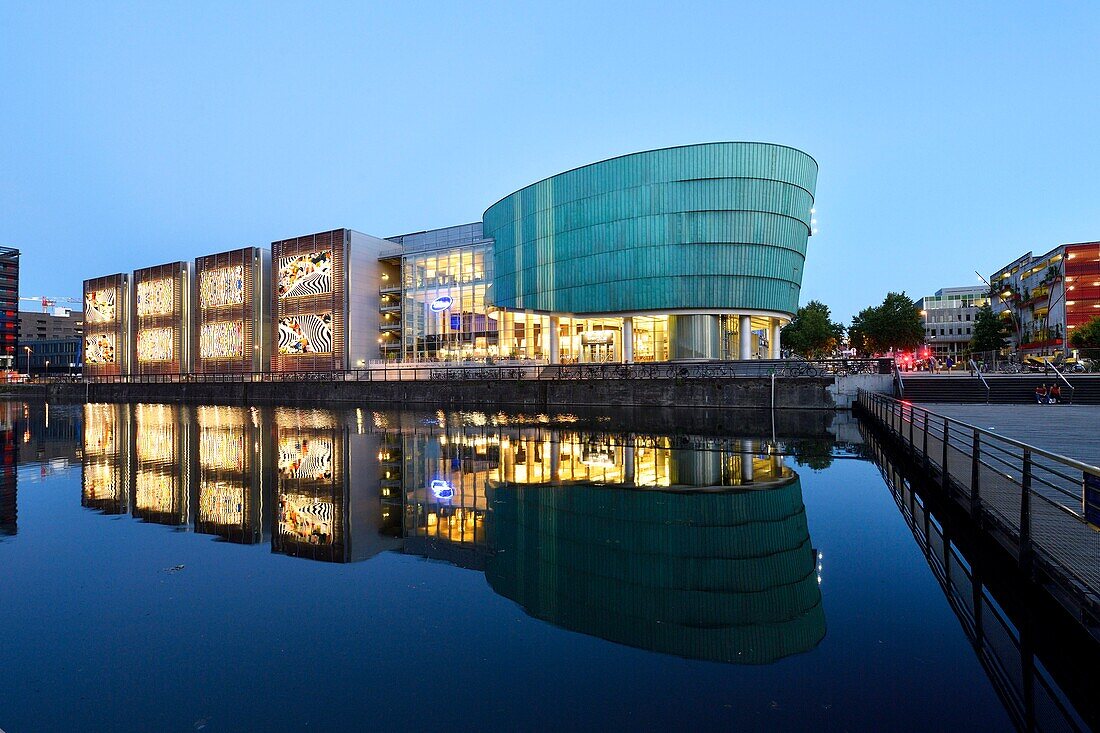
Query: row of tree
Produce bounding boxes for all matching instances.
[781,292,1100,358]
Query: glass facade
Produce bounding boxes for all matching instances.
[386,224,497,361]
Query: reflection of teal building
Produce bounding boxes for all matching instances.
[483,143,818,362]
[485,476,825,664]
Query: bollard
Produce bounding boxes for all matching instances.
[970,429,981,518]
[1019,449,1033,573]
[941,417,949,490]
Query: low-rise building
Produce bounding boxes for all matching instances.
[990,241,1100,357]
[917,287,989,360]
[18,309,84,374]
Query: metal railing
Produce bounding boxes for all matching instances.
[82,358,894,385]
[971,359,990,403]
[1046,361,1076,404]
[856,390,1100,631]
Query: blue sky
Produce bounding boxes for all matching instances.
[2,1,1098,321]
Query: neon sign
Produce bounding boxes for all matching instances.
[429,296,453,312]
[430,479,454,499]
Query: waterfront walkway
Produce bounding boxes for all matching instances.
[930,404,1100,467]
[857,392,1100,640]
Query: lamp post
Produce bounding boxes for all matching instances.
[23,346,31,378]
[44,359,49,380]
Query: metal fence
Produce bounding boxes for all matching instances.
[80,358,893,385]
[857,390,1100,633]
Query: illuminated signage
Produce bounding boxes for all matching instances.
[430,479,454,499]
[429,295,453,312]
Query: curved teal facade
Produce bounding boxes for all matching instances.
[483,142,817,316]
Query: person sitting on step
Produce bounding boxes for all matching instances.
[1035,384,1048,404]
[1050,384,1062,404]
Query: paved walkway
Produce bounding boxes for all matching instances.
[927,404,1100,467]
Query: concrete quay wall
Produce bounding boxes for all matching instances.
[43,376,879,410]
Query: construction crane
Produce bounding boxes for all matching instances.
[20,296,80,313]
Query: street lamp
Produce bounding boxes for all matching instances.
[23,346,31,377]
[44,359,49,379]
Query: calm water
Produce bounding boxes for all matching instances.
[0,400,1088,732]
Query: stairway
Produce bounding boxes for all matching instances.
[899,374,1100,404]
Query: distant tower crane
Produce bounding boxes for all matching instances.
[19,296,81,313]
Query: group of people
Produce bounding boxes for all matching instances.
[1035,384,1065,404]
[926,355,955,373]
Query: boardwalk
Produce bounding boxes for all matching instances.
[858,392,1100,640]
[929,404,1100,467]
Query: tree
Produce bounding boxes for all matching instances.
[969,303,1009,354]
[781,300,845,358]
[848,292,925,355]
[1069,316,1100,353]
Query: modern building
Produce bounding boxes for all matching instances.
[271,228,389,372]
[82,273,131,378]
[0,247,19,370]
[18,309,83,374]
[84,142,818,372]
[379,223,495,362]
[916,287,990,360]
[990,241,1100,356]
[483,142,817,362]
[194,247,271,374]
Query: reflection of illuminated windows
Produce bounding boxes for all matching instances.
[82,464,117,500]
[135,471,177,512]
[199,266,245,308]
[200,321,244,359]
[278,250,331,299]
[136,407,175,462]
[278,437,332,480]
[84,333,117,364]
[279,493,335,545]
[85,288,116,323]
[136,278,173,316]
[200,481,245,525]
[137,327,173,362]
[200,429,244,471]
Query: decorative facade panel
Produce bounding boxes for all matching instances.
[199,265,245,309]
[279,250,332,299]
[136,278,173,317]
[277,313,333,355]
[199,321,244,359]
[271,231,346,372]
[84,333,117,364]
[137,327,174,362]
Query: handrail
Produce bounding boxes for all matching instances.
[860,390,1100,475]
[894,361,904,398]
[970,359,990,404]
[1046,361,1075,403]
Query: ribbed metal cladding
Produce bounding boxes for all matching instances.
[483,142,817,316]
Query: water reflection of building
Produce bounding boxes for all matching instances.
[272,408,397,563]
[194,406,268,544]
[0,402,18,535]
[486,475,825,664]
[133,404,191,526]
[82,403,132,515]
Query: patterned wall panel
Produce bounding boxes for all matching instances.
[194,248,263,374]
[271,230,346,372]
[82,274,129,377]
[132,263,187,375]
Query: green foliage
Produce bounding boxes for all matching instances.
[848,292,925,355]
[1069,316,1100,351]
[781,300,845,358]
[969,303,1009,353]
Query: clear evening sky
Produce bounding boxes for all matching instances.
[2,2,1098,321]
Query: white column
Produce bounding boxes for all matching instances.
[623,439,635,485]
[739,315,753,360]
[549,316,560,364]
[499,311,513,358]
[622,316,634,363]
[770,318,782,359]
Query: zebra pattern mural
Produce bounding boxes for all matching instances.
[277,436,333,480]
[278,313,333,355]
[278,250,332,299]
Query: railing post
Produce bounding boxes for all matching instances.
[908,403,914,451]
[970,429,981,517]
[1019,449,1033,573]
[941,417,949,489]
[922,411,929,469]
